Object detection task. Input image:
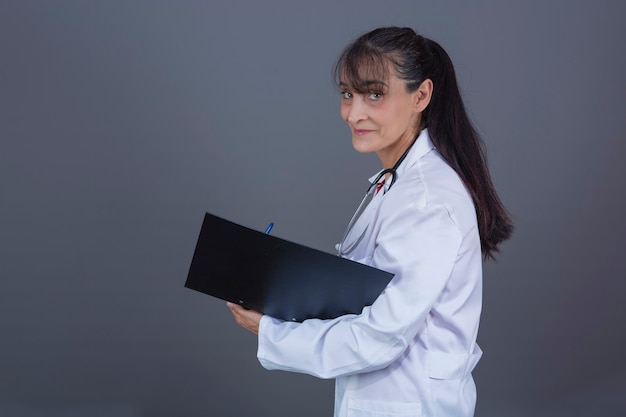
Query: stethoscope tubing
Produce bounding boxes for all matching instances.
[337,136,419,256]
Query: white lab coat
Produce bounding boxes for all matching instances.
[257,129,483,417]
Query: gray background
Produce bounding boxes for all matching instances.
[1,1,625,416]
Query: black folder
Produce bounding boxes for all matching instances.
[185,213,394,322]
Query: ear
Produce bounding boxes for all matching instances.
[413,78,433,113]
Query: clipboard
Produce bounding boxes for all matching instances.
[185,212,394,322]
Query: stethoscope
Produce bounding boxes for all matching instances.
[336,138,417,257]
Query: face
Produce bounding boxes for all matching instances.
[340,71,423,168]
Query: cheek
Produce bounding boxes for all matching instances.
[340,104,349,122]
[382,106,411,132]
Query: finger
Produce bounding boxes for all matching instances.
[227,302,245,313]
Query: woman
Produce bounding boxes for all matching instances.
[228,27,513,417]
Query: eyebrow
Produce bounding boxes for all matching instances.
[339,80,388,89]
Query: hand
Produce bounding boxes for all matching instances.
[227,302,263,335]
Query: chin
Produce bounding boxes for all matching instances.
[352,137,376,154]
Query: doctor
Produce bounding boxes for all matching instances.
[228,27,513,417]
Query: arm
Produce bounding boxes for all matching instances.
[255,201,463,379]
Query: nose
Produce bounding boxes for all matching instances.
[345,97,367,125]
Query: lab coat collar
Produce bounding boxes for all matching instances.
[367,128,435,187]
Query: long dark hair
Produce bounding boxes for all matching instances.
[334,27,513,260]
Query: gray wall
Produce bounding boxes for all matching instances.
[1,1,625,416]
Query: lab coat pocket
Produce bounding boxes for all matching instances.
[427,346,482,380]
[427,347,483,417]
[347,398,422,417]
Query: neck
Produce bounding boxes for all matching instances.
[377,129,420,169]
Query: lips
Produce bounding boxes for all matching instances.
[353,129,373,135]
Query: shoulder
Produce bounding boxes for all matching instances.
[382,149,477,233]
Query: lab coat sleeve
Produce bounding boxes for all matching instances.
[257,200,463,379]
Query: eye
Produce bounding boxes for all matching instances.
[341,91,353,100]
[368,92,383,101]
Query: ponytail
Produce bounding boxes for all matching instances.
[423,38,513,259]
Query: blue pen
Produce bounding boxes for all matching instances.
[264,222,274,234]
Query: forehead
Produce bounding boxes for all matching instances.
[337,49,403,90]
[340,61,394,91]
[339,70,410,96]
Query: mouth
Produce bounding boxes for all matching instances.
[353,128,373,136]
